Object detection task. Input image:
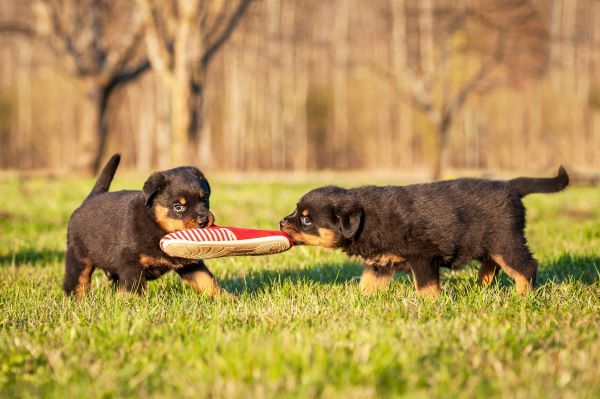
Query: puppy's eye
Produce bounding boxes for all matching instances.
[300,216,312,225]
[172,204,186,213]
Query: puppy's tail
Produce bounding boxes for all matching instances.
[86,153,121,200]
[508,166,569,197]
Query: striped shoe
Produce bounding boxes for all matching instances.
[160,226,294,260]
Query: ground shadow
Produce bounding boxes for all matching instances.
[227,254,599,295]
[412,254,599,292]
[536,254,599,284]
[0,248,64,267]
[224,261,364,294]
[471,254,599,288]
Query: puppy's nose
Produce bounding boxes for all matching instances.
[279,220,285,230]
[197,215,209,228]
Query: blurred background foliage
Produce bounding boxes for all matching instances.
[0,0,598,179]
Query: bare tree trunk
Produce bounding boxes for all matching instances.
[170,78,193,163]
[16,41,32,169]
[77,79,104,172]
[293,4,309,172]
[193,84,213,168]
[391,0,413,169]
[155,77,171,169]
[80,79,120,174]
[136,79,153,173]
[267,0,283,169]
[419,0,434,76]
[333,0,350,169]
[431,124,449,181]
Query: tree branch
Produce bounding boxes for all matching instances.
[108,59,151,90]
[203,3,231,48]
[0,21,37,36]
[440,31,507,133]
[45,2,89,75]
[368,61,441,126]
[105,23,145,79]
[201,0,253,68]
[137,0,175,86]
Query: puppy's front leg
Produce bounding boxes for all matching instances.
[177,263,235,298]
[118,267,147,295]
[410,259,440,298]
[359,264,395,295]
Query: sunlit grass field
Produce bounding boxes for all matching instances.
[1,172,599,398]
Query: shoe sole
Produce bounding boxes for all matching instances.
[161,236,292,260]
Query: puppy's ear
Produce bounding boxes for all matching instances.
[334,202,363,240]
[143,172,166,207]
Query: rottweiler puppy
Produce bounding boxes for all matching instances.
[280,167,569,297]
[64,154,232,298]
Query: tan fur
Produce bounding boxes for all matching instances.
[75,259,94,299]
[180,269,234,298]
[415,283,440,298]
[363,253,406,267]
[411,269,440,298]
[477,258,500,286]
[206,211,215,227]
[359,267,394,295]
[178,197,186,204]
[287,227,341,248]
[184,218,200,229]
[302,209,309,216]
[153,205,200,232]
[491,254,534,295]
[139,254,184,269]
[154,205,186,232]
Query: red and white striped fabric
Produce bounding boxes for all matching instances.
[160,226,293,260]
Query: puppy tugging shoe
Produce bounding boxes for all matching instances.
[160,226,294,260]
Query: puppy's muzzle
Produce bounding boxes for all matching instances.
[198,212,215,228]
[279,220,298,238]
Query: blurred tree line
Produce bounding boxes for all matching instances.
[0,0,598,177]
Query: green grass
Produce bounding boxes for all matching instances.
[1,173,599,398]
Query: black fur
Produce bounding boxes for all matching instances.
[509,165,569,197]
[63,154,225,298]
[280,167,569,296]
[86,154,121,200]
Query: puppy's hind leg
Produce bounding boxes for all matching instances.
[491,238,537,296]
[63,246,95,299]
[477,256,501,287]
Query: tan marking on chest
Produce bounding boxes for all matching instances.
[362,253,406,267]
[139,254,184,269]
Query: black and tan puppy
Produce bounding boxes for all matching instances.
[64,154,230,298]
[280,167,569,297]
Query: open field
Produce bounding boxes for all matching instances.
[1,173,599,398]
